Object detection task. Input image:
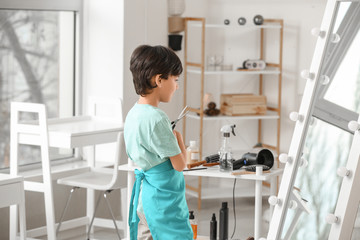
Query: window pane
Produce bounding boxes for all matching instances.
[324,29,360,113]
[0,10,75,168]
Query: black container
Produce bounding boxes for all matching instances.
[168,34,183,51]
[219,202,228,240]
[210,213,217,240]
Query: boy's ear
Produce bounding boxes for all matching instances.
[154,74,162,87]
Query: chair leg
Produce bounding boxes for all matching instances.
[56,187,79,236]
[104,190,122,240]
[43,182,57,240]
[87,191,102,240]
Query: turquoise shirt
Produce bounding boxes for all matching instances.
[124,103,182,213]
[124,103,181,170]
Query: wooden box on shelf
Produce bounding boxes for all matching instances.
[220,93,267,116]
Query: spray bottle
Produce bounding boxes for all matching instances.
[219,124,236,172]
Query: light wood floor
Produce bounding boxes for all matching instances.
[56,196,270,240]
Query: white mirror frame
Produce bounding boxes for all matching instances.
[266,0,356,239]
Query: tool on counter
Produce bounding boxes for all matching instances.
[232,148,274,171]
[186,153,220,169]
[219,124,236,172]
[203,162,220,167]
[205,153,220,163]
[183,167,207,172]
[187,160,206,169]
[171,105,190,129]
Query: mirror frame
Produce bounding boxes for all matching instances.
[266,0,360,239]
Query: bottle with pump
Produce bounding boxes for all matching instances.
[210,213,217,240]
[186,141,199,164]
[189,211,198,239]
[219,202,229,240]
[219,124,236,172]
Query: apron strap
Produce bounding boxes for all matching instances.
[128,169,145,240]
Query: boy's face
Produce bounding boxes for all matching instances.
[159,75,179,102]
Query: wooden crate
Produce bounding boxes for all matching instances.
[220,94,267,116]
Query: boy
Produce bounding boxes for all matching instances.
[124,45,193,240]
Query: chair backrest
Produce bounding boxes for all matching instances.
[87,96,124,166]
[87,96,125,189]
[88,96,123,122]
[10,102,50,176]
[104,130,124,190]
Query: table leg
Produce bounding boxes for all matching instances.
[9,205,18,240]
[255,166,263,240]
[270,176,277,219]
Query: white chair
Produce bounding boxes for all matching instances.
[56,131,125,239]
[10,102,57,240]
[56,97,126,239]
[0,174,27,240]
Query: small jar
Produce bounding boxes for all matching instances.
[186,141,199,164]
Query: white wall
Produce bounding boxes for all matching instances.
[82,0,124,108]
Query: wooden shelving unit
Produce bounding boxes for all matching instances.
[183,17,284,209]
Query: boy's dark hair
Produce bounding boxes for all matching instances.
[130,45,183,96]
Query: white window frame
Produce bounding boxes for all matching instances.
[0,0,84,170]
[0,0,84,115]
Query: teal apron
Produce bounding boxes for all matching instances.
[129,160,193,240]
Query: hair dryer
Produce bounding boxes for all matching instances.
[233,149,274,170]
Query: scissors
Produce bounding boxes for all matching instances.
[171,106,190,129]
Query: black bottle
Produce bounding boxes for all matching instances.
[219,202,228,240]
[210,213,217,240]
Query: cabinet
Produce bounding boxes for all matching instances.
[182,17,283,209]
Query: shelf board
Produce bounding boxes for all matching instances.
[186,111,279,121]
[187,67,280,75]
[190,23,282,30]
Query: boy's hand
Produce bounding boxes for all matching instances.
[173,130,182,141]
[170,129,187,171]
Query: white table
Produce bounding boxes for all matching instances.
[119,163,283,240]
[13,115,123,239]
[0,174,26,240]
[18,116,123,149]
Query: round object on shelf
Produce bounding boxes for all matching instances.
[167,0,185,16]
[224,19,230,25]
[238,17,246,25]
[208,101,216,109]
[253,15,264,25]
